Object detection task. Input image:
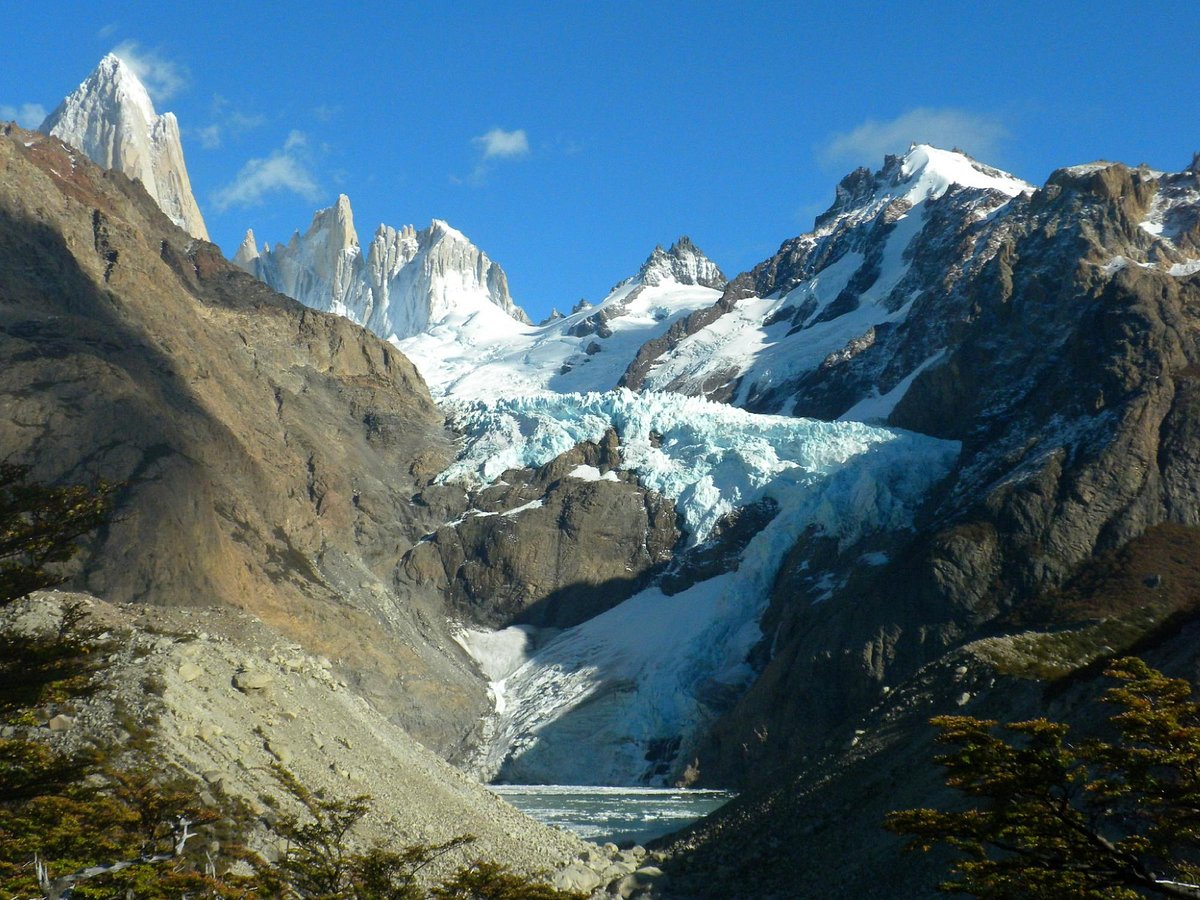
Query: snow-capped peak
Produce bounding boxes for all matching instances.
[817,144,1032,231]
[83,54,157,124]
[39,54,209,241]
[426,218,471,244]
[243,194,531,340]
[891,144,1032,203]
[636,236,727,289]
[296,193,359,258]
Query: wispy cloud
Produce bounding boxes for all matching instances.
[473,127,530,160]
[97,22,119,39]
[454,126,531,186]
[193,95,265,151]
[196,124,222,150]
[0,103,47,129]
[111,40,188,102]
[211,131,320,211]
[820,108,1009,167]
[312,104,339,123]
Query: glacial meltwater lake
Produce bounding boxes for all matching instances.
[490,785,735,846]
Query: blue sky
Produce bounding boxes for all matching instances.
[5,2,1198,321]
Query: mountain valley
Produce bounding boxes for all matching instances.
[5,51,1200,898]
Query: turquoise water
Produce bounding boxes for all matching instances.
[490,785,735,846]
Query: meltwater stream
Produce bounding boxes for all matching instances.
[489,785,735,846]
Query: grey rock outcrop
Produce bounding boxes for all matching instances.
[401,431,681,629]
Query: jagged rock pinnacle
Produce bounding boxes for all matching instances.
[40,54,209,241]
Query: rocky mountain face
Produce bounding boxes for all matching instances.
[622,145,1033,413]
[0,124,487,759]
[401,429,681,630]
[566,239,727,341]
[39,54,209,241]
[652,157,1200,893]
[235,196,531,343]
[633,236,727,289]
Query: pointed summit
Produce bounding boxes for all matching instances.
[245,196,530,340]
[232,229,260,273]
[636,236,726,289]
[815,144,1032,231]
[40,54,209,240]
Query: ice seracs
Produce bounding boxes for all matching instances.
[40,53,209,240]
[240,195,530,343]
[442,388,959,784]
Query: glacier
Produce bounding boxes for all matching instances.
[443,389,959,784]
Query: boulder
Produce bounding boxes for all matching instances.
[612,866,669,898]
[551,862,602,893]
[233,669,274,692]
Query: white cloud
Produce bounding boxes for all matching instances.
[821,108,1009,166]
[196,124,222,149]
[473,127,530,159]
[111,40,188,102]
[454,127,531,186]
[211,130,320,211]
[97,22,119,39]
[0,103,47,129]
[195,97,265,151]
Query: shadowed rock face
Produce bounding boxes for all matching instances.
[401,430,681,629]
[0,125,486,758]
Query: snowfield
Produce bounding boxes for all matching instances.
[443,389,959,784]
[397,273,723,401]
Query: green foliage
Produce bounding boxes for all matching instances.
[0,461,117,607]
[261,764,476,898]
[887,657,1200,898]
[260,766,586,899]
[0,603,106,719]
[0,743,255,897]
[431,859,589,900]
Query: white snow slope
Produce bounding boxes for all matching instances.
[40,54,209,241]
[641,145,1034,417]
[402,282,720,401]
[442,389,959,784]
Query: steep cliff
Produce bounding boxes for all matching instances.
[0,124,484,758]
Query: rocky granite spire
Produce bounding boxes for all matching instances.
[247,195,530,340]
[636,236,727,289]
[232,229,260,272]
[39,53,209,241]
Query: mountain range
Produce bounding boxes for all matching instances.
[7,53,1200,897]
